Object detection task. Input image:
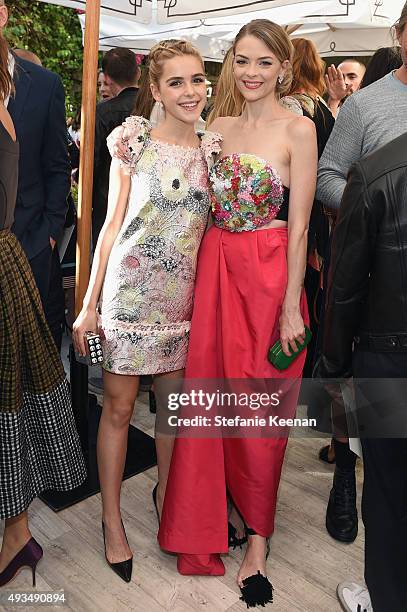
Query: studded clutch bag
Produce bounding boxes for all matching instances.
[75,332,104,366]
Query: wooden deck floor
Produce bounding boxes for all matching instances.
[0,386,364,612]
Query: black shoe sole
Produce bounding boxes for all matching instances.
[326,514,358,543]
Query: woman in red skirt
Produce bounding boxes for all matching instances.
[159,20,317,607]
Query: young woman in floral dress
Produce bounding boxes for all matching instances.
[73,40,220,582]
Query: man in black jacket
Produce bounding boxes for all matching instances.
[1,1,70,352]
[316,132,407,612]
[92,48,140,244]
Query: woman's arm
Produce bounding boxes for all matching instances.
[280,116,317,356]
[73,159,130,355]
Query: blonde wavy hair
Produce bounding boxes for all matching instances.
[208,19,293,124]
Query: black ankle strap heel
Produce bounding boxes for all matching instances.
[228,522,248,549]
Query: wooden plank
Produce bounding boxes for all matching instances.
[74,0,101,315]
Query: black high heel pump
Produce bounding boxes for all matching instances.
[102,521,133,583]
[152,484,160,523]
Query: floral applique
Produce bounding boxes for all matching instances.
[106,115,152,175]
[161,167,189,202]
[210,153,284,232]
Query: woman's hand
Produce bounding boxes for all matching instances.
[72,308,98,357]
[106,126,130,163]
[279,306,306,357]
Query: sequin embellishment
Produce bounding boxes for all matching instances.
[210,153,284,232]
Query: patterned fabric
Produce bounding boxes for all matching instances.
[102,116,222,375]
[0,231,64,412]
[281,93,329,120]
[0,230,86,519]
[0,380,86,519]
[210,154,284,232]
[280,95,304,116]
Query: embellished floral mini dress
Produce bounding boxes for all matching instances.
[102,116,221,375]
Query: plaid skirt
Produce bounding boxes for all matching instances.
[0,230,86,519]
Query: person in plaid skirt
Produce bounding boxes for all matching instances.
[0,22,86,587]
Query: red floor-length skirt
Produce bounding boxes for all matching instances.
[158,226,309,568]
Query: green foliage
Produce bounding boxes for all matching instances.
[5,0,83,116]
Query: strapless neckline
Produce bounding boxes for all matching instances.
[212,152,289,191]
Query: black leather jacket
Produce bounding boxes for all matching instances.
[316,132,407,379]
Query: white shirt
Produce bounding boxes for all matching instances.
[5,53,15,108]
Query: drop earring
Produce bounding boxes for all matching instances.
[278,75,283,84]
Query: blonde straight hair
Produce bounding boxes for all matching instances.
[208,48,243,124]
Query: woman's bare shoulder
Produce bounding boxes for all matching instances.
[286,114,316,142]
[207,116,239,134]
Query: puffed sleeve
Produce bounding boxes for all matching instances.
[200,130,223,171]
[106,115,152,175]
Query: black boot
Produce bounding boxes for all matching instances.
[326,466,358,543]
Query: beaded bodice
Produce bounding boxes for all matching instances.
[209,153,289,232]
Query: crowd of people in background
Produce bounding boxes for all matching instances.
[1,0,407,610]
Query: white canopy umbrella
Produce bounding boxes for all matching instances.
[78,0,404,59]
[155,0,324,22]
[289,0,404,56]
[79,0,339,61]
[40,0,322,23]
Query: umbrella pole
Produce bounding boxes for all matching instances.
[69,0,101,452]
[75,0,100,306]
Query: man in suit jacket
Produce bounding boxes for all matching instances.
[1,1,70,351]
[92,48,139,244]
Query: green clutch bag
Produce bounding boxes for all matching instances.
[268,326,312,371]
